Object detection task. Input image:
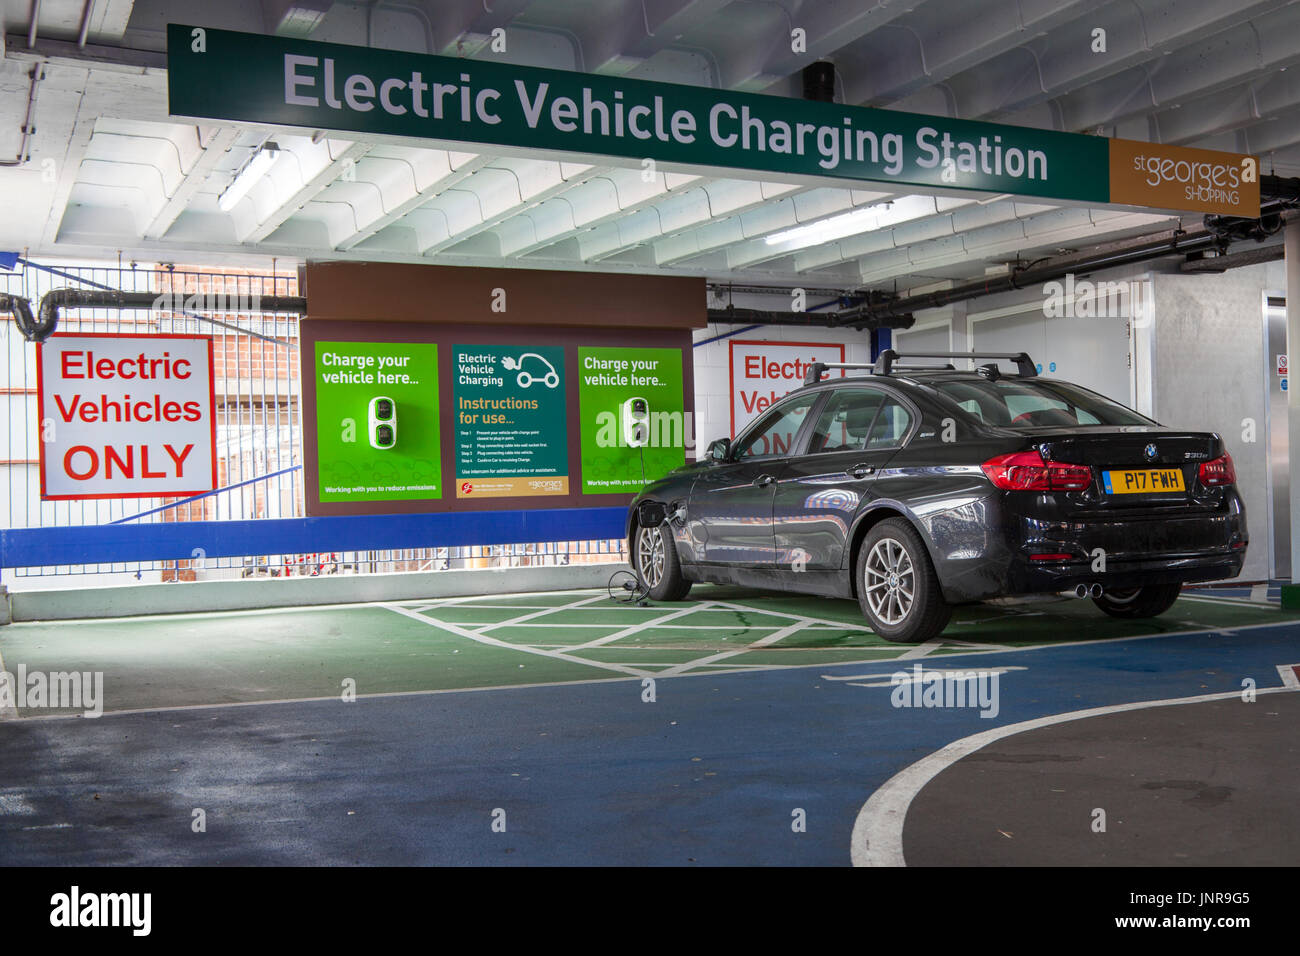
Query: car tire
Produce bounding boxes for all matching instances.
[856,518,951,643]
[1092,583,1181,618]
[633,522,691,601]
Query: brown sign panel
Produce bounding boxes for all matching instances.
[301,320,694,517]
[303,261,706,330]
[1108,139,1260,217]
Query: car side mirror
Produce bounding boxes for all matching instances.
[707,437,731,462]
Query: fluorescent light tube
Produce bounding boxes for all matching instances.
[764,206,882,247]
[218,143,281,212]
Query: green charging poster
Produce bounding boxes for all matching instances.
[578,346,686,494]
[314,341,442,502]
[452,344,568,498]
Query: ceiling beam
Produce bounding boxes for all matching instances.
[144,127,240,240]
[334,151,494,250]
[241,139,372,243]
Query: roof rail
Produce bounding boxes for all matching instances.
[802,359,957,385]
[874,349,1037,377]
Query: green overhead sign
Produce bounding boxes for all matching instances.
[167,23,1113,204]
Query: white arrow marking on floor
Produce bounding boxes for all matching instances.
[823,666,1028,686]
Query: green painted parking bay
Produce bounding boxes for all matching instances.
[0,586,1294,717]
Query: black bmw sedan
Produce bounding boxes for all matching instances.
[627,350,1247,643]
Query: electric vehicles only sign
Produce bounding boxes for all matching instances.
[36,333,217,500]
[729,340,844,434]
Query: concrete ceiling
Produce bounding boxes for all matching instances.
[1,0,1298,296]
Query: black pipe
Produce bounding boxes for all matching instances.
[0,293,46,341]
[29,289,309,344]
[835,227,1225,324]
[707,305,913,331]
[1261,174,1300,204]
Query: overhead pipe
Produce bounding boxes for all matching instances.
[0,65,44,167]
[0,294,40,339]
[77,0,96,48]
[727,179,1300,328]
[15,289,309,344]
[706,304,914,331]
[1262,175,1300,205]
[840,195,1300,324]
[834,226,1228,325]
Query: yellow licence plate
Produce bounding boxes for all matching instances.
[1102,468,1185,494]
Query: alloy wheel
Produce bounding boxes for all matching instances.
[865,537,915,625]
[637,526,665,589]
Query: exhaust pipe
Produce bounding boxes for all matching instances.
[1073,584,1088,598]
[1089,583,1103,598]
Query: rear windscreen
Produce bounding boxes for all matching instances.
[932,379,1155,428]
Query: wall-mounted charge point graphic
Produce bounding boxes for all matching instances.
[314,342,441,503]
[623,397,650,447]
[368,396,397,449]
[501,352,560,388]
[578,346,685,494]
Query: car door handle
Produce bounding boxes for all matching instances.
[754,474,777,488]
[847,464,876,479]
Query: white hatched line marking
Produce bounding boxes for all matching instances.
[656,619,812,677]
[567,603,717,651]
[472,595,612,633]
[1278,664,1300,688]
[899,639,943,659]
[383,603,652,678]
[471,622,783,630]
[12,621,1300,725]
[420,604,554,611]
[1180,593,1274,608]
[705,599,876,632]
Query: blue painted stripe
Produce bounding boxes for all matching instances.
[0,507,629,568]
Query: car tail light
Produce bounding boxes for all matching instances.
[981,450,1093,491]
[1198,453,1236,487]
[1029,553,1074,562]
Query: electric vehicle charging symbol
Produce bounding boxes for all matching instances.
[501,352,559,388]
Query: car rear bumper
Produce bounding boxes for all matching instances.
[925,489,1248,602]
[1011,551,1246,593]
